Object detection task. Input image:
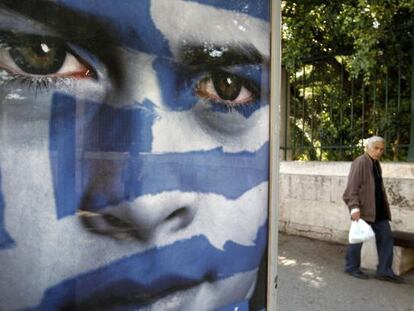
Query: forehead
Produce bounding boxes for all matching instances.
[372,141,385,148]
[56,0,270,57]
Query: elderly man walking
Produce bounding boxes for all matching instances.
[343,136,404,283]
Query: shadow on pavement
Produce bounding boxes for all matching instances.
[277,233,414,311]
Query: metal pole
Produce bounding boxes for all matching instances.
[408,22,414,161]
[301,66,305,154]
[362,85,366,150]
[351,79,354,140]
[385,71,389,151]
[267,0,281,308]
[340,59,344,159]
[292,64,297,158]
[396,60,401,159]
[373,80,377,133]
[284,69,289,160]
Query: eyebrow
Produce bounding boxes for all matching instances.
[179,44,264,68]
[0,0,123,86]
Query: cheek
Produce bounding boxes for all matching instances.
[0,97,56,242]
[185,183,268,258]
[152,105,269,154]
[0,95,54,149]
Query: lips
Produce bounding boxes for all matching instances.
[33,225,267,310]
[45,240,215,310]
[69,276,205,310]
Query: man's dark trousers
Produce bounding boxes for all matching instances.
[345,220,394,276]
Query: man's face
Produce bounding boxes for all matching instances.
[367,141,385,160]
[0,1,270,310]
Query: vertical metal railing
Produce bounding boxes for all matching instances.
[285,55,413,161]
[301,66,305,156]
[408,22,414,161]
[292,69,297,158]
[385,71,389,145]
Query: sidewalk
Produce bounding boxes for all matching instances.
[277,233,414,311]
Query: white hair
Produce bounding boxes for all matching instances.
[364,136,385,151]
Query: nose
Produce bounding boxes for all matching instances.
[105,194,198,241]
[79,138,199,242]
[80,187,198,242]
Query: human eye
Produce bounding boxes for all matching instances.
[196,70,258,107]
[0,31,96,90]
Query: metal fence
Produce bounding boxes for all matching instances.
[281,54,414,162]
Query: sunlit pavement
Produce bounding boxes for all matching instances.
[277,233,414,311]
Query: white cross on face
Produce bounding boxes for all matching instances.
[0,1,270,310]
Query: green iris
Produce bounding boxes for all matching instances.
[9,36,66,75]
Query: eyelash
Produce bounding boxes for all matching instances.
[0,33,261,108]
[0,34,96,91]
[195,70,259,108]
[1,73,70,91]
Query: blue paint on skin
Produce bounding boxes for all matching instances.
[27,223,267,310]
[49,94,268,216]
[0,171,15,249]
[48,95,157,217]
[183,0,270,21]
[49,93,77,219]
[84,100,157,153]
[210,100,263,119]
[114,143,268,207]
[217,300,249,311]
[82,143,269,212]
[153,57,197,111]
[58,0,171,56]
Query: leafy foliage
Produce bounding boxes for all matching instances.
[282,0,414,161]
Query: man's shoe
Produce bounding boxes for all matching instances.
[375,275,405,284]
[345,271,369,280]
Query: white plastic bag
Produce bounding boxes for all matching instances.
[348,219,375,244]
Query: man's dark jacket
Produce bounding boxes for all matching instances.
[343,153,391,222]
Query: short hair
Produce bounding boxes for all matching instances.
[364,136,385,151]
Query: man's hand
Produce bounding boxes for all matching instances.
[351,211,360,220]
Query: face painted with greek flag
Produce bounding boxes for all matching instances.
[0,0,270,310]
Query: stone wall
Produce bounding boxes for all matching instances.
[278,161,414,244]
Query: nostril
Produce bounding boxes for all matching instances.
[166,207,188,221]
[165,206,194,232]
[78,210,137,240]
[103,213,129,228]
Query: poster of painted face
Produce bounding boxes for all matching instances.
[0,0,271,310]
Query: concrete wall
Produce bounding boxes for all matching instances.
[278,161,414,244]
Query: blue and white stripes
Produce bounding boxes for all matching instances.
[0,0,270,310]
